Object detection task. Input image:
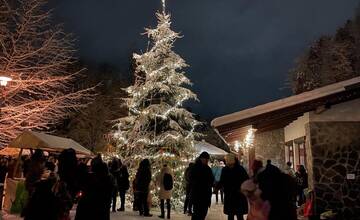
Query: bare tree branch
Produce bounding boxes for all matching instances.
[0,0,94,146]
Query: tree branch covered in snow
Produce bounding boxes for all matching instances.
[290,19,360,94]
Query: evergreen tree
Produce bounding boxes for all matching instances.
[113,1,201,208]
[290,18,359,94]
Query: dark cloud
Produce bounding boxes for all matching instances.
[50,0,359,119]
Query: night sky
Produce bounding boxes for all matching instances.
[50,0,359,120]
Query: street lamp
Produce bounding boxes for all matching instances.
[0,76,12,87]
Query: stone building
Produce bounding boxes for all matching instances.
[211,77,360,219]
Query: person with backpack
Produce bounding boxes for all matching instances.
[156,164,173,219]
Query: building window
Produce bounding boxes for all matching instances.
[285,141,294,167]
[286,138,307,169]
[297,141,307,167]
[293,137,307,169]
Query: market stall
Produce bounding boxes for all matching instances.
[6,131,92,156]
[1,130,92,212]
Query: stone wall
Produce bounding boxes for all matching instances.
[307,122,360,219]
[254,128,285,169]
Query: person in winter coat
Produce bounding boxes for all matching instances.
[240,159,270,220]
[109,158,120,212]
[134,158,152,217]
[257,162,297,220]
[211,160,224,204]
[295,165,308,206]
[241,179,270,220]
[75,157,113,220]
[25,149,45,196]
[284,162,295,178]
[251,159,264,178]
[183,162,194,215]
[23,165,73,220]
[156,164,173,219]
[220,153,249,220]
[117,159,130,211]
[23,178,61,220]
[190,152,214,220]
[57,148,79,199]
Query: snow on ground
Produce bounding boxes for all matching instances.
[2,196,229,220]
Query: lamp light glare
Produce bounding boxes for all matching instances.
[0,76,12,86]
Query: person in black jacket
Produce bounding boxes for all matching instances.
[295,165,308,206]
[134,158,152,217]
[220,154,249,220]
[190,152,214,220]
[117,159,129,211]
[23,178,61,220]
[109,158,120,212]
[58,148,78,199]
[183,162,194,215]
[75,156,114,220]
[257,162,297,220]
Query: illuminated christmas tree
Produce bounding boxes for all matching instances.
[113,0,201,208]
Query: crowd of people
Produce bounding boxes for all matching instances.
[0,149,130,220]
[182,153,309,220]
[0,149,309,220]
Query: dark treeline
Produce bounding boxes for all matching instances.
[290,8,360,94]
[55,61,131,152]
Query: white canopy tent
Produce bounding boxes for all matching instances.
[1,131,92,212]
[6,131,92,156]
[194,141,228,156]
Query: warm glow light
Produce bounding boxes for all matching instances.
[234,140,241,152]
[0,76,12,86]
[233,128,256,152]
[245,128,256,148]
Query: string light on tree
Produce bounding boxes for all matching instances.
[112,0,201,209]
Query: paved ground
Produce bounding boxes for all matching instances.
[3,204,228,220]
[2,196,229,220]
[109,203,227,220]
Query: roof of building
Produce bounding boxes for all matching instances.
[195,119,230,152]
[194,141,228,156]
[212,77,360,140]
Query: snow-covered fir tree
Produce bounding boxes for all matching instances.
[112,1,201,208]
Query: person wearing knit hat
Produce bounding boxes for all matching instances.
[190,152,214,220]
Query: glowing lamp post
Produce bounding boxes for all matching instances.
[0,76,12,117]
